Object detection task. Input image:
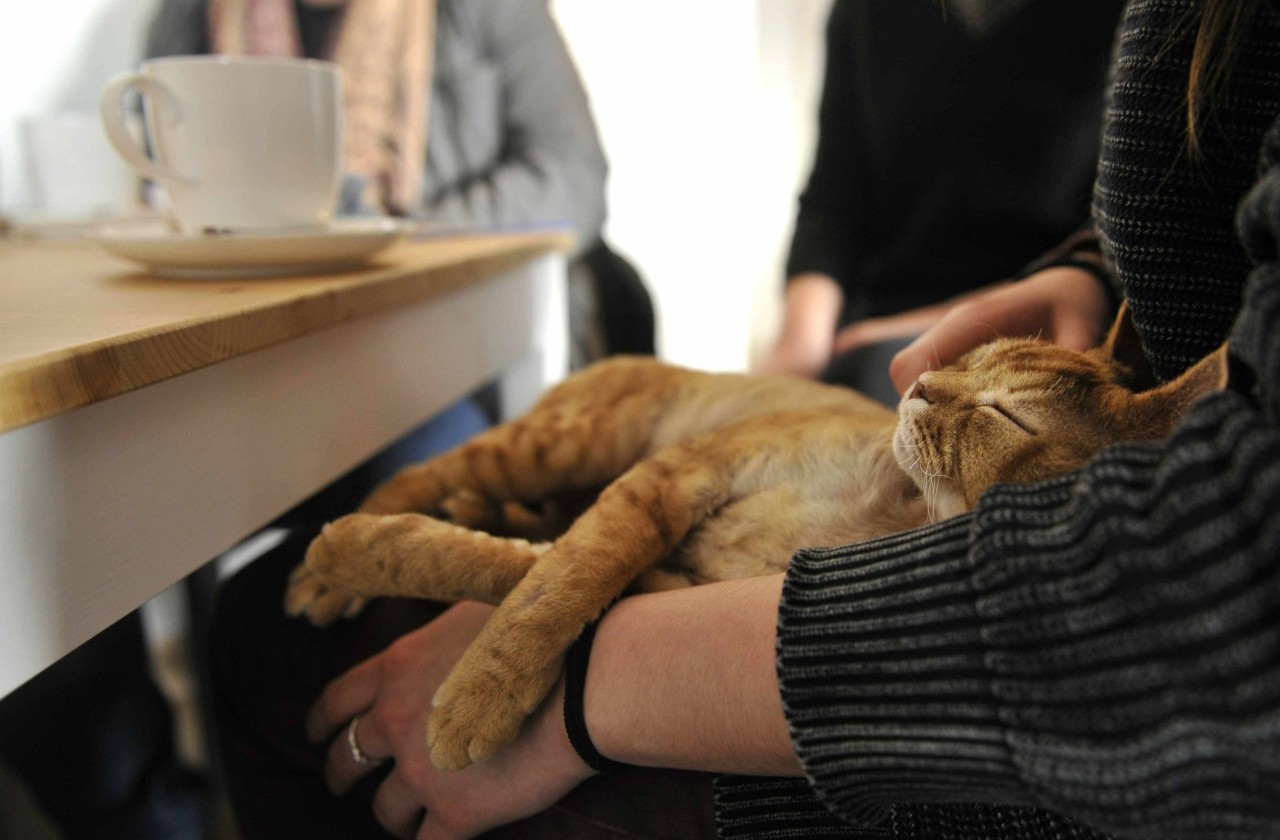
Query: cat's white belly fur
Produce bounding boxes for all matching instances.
[665,437,928,584]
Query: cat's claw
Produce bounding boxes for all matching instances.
[281,521,375,624]
[283,562,369,625]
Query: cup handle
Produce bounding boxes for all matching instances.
[99,72,196,185]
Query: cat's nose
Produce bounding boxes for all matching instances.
[907,378,932,404]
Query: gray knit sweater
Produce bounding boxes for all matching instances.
[716,2,1280,838]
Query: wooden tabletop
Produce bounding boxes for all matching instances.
[0,230,573,434]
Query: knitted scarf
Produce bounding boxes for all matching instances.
[206,0,433,214]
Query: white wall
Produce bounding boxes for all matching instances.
[0,0,162,209]
[552,0,830,371]
[1,0,830,373]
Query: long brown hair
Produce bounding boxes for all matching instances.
[1187,0,1259,152]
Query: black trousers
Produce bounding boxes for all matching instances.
[0,611,207,840]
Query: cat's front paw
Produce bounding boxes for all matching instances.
[283,561,369,626]
[301,513,389,590]
[281,515,381,625]
[426,650,559,770]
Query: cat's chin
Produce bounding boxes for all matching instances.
[891,425,968,522]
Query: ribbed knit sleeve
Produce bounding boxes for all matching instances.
[765,351,1280,840]
[1094,1,1280,382]
[716,112,1280,840]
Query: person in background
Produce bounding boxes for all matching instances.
[757,0,1125,405]
[164,0,664,836]
[147,0,639,372]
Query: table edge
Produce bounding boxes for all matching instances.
[0,232,573,434]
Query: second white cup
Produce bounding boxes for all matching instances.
[100,55,344,232]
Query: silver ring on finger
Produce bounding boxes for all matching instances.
[347,716,384,766]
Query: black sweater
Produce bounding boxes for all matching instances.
[785,0,1124,321]
[717,2,1280,838]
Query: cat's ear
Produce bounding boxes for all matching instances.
[1128,343,1230,437]
[1098,301,1157,391]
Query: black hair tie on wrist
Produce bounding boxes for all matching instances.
[563,620,630,773]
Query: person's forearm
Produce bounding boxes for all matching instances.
[780,273,843,346]
[757,274,845,375]
[583,573,803,777]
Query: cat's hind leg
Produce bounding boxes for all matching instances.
[286,513,547,625]
[357,359,677,517]
[438,488,573,542]
[285,394,647,623]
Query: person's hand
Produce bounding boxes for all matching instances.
[754,273,844,378]
[888,266,1113,395]
[755,332,834,378]
[828,283,1002,357]
[305,601,596,840]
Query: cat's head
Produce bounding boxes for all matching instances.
[892,304,1229,520]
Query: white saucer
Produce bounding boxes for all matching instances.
[92,217,415,278]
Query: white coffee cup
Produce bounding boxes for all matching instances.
[99,56,343,232]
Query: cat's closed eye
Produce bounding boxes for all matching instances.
[977,403,1035,435]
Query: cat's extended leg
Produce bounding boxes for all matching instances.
[425,444,734,770]
[286,489,560,619]
[286,513,549,624]
[285,413,649,622]
[285,359,687,621]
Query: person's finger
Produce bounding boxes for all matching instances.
[306,655,384,743]
[832,321,887,355]
[888,303,1008,394]
[324,713,393,795]
[1052,310,1104,352]
[832,307,951,356]
[372,771,427,840]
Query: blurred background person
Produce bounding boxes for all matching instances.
[148,0,655,373]
[756,0,1126,404]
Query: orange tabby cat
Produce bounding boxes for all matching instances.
[285,305,1226,770]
